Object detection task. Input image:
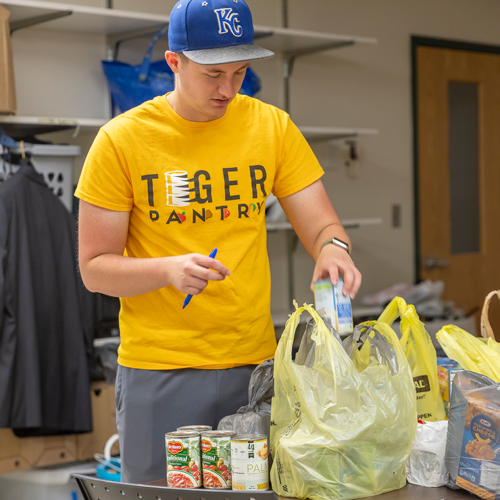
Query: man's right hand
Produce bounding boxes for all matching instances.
[166,253,231,295]
[78,200,230,297]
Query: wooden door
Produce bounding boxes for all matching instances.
[416,45,500,337]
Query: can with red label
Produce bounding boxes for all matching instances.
[165,431,201,488]
[201,430,236,489]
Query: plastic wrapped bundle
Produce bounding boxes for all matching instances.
[218,359,274,438]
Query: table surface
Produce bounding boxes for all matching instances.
[147,479,476,500]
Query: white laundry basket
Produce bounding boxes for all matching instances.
[14,143,81,211]
[0,461,96,500]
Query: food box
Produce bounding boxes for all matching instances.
[313,279,353,335]
[447,371,500,500]
[438,357,463,418]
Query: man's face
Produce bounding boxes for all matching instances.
[166,52,250,121]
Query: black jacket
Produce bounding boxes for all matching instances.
[0,164,92,436]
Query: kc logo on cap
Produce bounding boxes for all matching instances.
[214,8,243,37]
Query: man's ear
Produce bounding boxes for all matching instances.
[165,51,181,73]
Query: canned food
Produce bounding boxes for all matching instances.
[177,425,213,433]
[165,431,202,488]
[231,434,269,491]
[201,430,236,489]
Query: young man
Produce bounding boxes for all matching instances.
[76,0,361,484]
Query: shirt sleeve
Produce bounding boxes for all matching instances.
[272,116,324,199]
[75,129,134,211]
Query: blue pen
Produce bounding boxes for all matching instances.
[182,248,218,309]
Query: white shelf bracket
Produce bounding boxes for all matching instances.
[10,10,72,34]
[283,40,354,113]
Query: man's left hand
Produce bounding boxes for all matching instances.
[310,243,362,299]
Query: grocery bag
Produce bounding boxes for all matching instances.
[378,297,446,421]
[436,325,500,382]
[406,420,449,487]
[271,304,416,500]
[218,359,274,438]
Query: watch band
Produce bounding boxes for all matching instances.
[321,237,350,255]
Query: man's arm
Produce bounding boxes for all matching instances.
[78,200,230,297]
[278,180,362,298]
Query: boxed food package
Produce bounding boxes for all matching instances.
[446,370,500,499]
[313,279,353,335]
[437,357,463,418]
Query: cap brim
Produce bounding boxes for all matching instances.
[183,44,274,65]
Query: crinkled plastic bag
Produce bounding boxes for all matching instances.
[436,325,500,382]
[406,420,450,487]
[379,297,446,421]
[218,359,274,438]
[271,304,416,500]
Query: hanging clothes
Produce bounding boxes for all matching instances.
[0,161,93,436]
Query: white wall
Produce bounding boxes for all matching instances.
[8,0,500,313]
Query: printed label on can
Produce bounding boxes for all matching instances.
[165,433,201,488]
[201,432,234,488]
[231,438,269,491]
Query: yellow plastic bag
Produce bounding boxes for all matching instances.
[378,297,446,421]
[436,325,500,382]
[270,304,416,500]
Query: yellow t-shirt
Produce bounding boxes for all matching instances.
[76,93,323,370]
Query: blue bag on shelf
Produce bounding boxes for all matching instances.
[102,24,261,115]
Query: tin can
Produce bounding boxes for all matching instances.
[231,434,269,491]
[201,430,236,489]
[165,431,202,488]
[177,425,213,433]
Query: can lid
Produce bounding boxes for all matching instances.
[202,430,236,437]
[177,425,213,431]
[231,434,267,441]
[165,431,200,438]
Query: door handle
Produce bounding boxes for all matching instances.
[424,256,449,269]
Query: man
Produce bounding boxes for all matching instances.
[76,0,361,484]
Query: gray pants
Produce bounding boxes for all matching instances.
[115,364,255,484]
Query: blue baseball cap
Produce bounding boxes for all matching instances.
[168,0,274,65]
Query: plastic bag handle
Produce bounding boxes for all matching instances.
[481,291,500,339]
[378,296,408,325]
[138,23,169,82]
[282,302,325,361]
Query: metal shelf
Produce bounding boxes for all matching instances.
[267,218,383,232]
[0,115,107,136]
[4,0,376,50]
[272,305,383,327]
[299,126,378,142]
[0,117,379,142]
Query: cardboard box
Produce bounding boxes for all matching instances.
[456,396,500,499]
[0,4,17,115]
[0,381,118,475]
[437,357,464,403]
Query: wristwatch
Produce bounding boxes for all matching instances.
[320,237,350,255]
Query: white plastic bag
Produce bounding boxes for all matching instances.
[406,420,449,487]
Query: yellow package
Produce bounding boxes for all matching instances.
[378,297,446,421]
[271,304,416,500]
[436,325,500,382]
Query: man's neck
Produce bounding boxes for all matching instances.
[166,91,226,122]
